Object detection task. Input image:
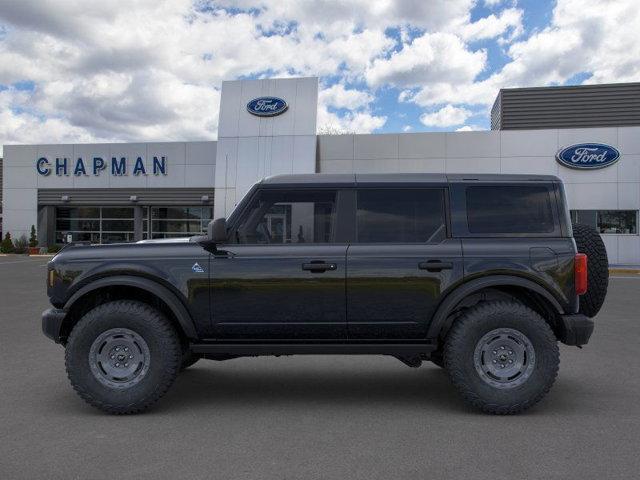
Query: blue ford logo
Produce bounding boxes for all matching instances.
[556,143,620,170]
[247,97,288,117]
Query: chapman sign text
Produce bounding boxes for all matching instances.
[36,156,168,177]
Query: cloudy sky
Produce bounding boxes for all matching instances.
[0,0,638,153]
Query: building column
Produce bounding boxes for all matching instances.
[37,205,56,247]
[133,206,144,241]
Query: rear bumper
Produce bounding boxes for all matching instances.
[42,308,67,344]
[558,313,594,346]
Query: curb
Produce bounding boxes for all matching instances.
[609,268,640,275]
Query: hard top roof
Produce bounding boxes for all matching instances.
[259,173,560,186]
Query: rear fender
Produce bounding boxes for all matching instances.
[427,275,565,339]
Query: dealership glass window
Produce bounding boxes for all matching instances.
[356,189,446,243]
[570,210,638,234]
[145,206,213,239]
[466,186,555,234]
[235,190,336,244]
[55,207,135,244]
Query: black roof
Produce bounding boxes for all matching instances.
[259,173,560,187]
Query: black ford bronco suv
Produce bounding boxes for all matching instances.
[42,174,608,414]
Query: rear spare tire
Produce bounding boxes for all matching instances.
[572,223,609,317]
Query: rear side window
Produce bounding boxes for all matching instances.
[466,185,555,234]
[356,189,446,243]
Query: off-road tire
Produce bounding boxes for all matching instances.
[444,301,559,415]
[430,351,444,368]
[180,350,201,371]
[572,223,609,317]
[65,300,181,414]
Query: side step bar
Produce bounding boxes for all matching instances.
[191,342,437,356]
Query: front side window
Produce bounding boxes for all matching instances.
[466,185,555,234]
[235,190,337,244]
[356,189,446,243]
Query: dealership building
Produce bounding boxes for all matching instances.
[1,78,640,264]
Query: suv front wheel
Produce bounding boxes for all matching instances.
[65,300,181,414]
[444,301,559,414]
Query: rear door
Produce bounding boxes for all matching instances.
[346,187,463,339]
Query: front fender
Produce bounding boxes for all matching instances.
[64,275,198,339]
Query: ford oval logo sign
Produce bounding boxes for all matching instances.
[247,97,288,117]
[556,143,620,170]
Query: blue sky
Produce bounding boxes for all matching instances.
[0,0,637,150]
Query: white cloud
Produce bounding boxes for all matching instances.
[319,84,373,110]
[0,0,638,147]
[402,125,413,132]
[366,32,486,88]
[484,0,507,7]
[459,8,523,42]
[420,105,472,127]
[456,125,484,131]
[403,0,640,111]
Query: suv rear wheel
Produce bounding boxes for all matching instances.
[65,300,181,414]
[444,301,559,414]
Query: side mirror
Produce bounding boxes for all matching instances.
[208,218,227,243]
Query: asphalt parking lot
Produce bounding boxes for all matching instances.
[1,255,640,479]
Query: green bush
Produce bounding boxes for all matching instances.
[13,235,29,254]
[1,233,15,253]
[29,225,38,248]
[47,244,62,254]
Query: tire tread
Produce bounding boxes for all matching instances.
[444,301,559,415]
[65,300,181,414]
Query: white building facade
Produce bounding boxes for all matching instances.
[2,77,639,264]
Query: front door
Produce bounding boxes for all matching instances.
[211,188,347,339]
[346,187,464,339]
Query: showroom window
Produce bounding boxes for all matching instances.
[356,189,446,243]
[466,185,555,234]
[235,190,336,244]
[55,207,135,244]
[144,206,213,239]
[570,210,638,234]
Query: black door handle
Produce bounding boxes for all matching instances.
[302,262,337,272]
[418,261,453,272]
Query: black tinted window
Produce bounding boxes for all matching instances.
[236,190,336,244]
[356,189,446,243]
[466,186,554,234]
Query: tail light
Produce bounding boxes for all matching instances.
[575,253,588,295]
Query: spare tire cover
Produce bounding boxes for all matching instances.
[572,223,609,317]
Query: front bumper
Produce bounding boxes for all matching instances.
[42,308,67,344]
[558,313,594,346]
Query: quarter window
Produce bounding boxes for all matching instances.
[236,190,337,244]
[356,189,446,243]
[466,186,555,234]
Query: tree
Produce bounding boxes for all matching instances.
[29,225,38,248]
[13,235,28,254]
[317,123,355,135]
[1,232,15,253]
